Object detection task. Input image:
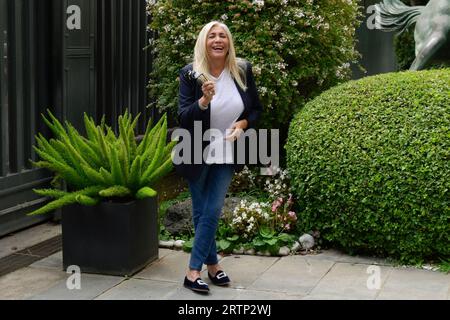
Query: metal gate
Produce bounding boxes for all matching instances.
[0,0,55,235]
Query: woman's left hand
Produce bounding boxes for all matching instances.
[225,120,248,141]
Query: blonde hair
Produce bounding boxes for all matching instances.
[193,21,247,91]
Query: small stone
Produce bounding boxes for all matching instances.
[245,248,255,255]
[159,240,174,248]
[263,250,271,257]
[278,246,290,256]
[291,241,301,252]
[256,251,264,256]
[233,247,244,255]
[299,234,315,250]
[174,240,185,249]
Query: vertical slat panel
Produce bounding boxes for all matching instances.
[126,0,132,112]
[140,0,151,133]
[90,0,96,120]
[24,0,36,169]
[117,0,124,122]
[131,0,139,118]
[138,1,152,132]
[93,0,154,133]
[110,0,118,126]
[97,0,106,120]
[0,0,9,176]
[9,0,25,174]
[36,0,51,136]
[109,0,116,126]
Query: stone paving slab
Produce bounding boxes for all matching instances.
[249,255,335,295]
[307,262,392,300]
[0,266,66,300]
[232,289,304,300]
[29,249,174,273]
[307,249,392,266]
[158,248,176,260]
[30,273,125,300]
[135,250,192,283]
[136,250,223,283]
[30,251,63,271]
[214,255,279,289]
[376,267,450,300]
[165,285,239,300]
[0,222,61,259]
[95,278,179,300]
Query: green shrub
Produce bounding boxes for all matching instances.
[146,0,362,130]
[28,110,175,215]
[286,69,450,263]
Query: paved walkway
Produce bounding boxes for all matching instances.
[0,222,449,300]
[1,247,449,300]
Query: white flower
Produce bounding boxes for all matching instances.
[252,0,265,9]
[221,14,228,21]
[258,87,268,95]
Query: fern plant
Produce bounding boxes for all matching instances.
[28,110,176,216]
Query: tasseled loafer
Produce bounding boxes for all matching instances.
[208,270,231,286]
[183,277,210,293]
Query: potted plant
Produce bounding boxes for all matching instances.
[28,110,175,276]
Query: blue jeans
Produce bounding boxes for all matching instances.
[187,164,235,271]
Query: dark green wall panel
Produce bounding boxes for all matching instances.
[352,0,397,79]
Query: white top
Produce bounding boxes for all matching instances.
[205,68,244,164]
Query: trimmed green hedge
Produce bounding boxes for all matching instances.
[286,69,450,263]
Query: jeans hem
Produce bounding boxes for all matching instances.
[188,265,202,272]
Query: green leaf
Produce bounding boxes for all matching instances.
[259,226,275,239]
[136,187,157,199]
[75,195,99,206]
[218,239,231,251]
[264,238,278,246]
[99,186,131,198]
[227,235,239,242]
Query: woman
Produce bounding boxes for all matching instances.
[176,21,262,293]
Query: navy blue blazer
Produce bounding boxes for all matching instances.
[174,61,263,181]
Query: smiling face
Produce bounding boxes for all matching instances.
[206,25,230,62]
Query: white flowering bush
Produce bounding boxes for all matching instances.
[220,195,298,254]
[228,165,258,195]
[264,167,291,201]
[146,0,362,129]
[229,199,271,239]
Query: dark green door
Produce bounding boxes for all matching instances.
[62,0,96,130]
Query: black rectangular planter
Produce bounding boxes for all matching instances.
[61,197,159,277]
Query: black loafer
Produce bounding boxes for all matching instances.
[184,277,210,293]
[208,270,231,286]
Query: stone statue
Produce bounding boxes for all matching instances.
[375,0,450,70]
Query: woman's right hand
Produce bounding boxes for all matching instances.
[200,81,216,106]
